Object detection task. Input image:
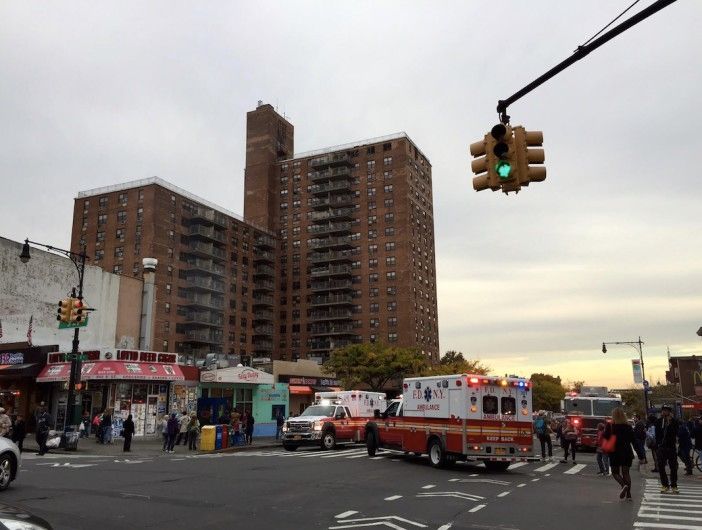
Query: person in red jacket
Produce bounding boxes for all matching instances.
[595,423,610,476]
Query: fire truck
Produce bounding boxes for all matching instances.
[282,391,386,451]
[365,374,534,470]
[562,386,622,449]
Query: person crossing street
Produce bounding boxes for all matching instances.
[655,405,680,494]
[534,412,552,461]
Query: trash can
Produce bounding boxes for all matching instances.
[62,429,80,451]
[200,425,216,451]
[221,425,229,449]
[215,424,223,450]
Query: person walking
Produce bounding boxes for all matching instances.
[159,414,169,452]
[0,408,12,438]
[101,409,113,445]
[560,418,577,464]
[176,410,189,446]
[122,414,135,452]
[166,412,179,453]
[677,419,693,476]
[655,405,680,494]
[633,414,648,468]
[11,415,26,452]
[534,412,553,461]
[245,411,255,445]
[187,412,200,451]
[275,410,285,441]
[35,405,52,456]
[92,412,103,442]
[693,416,702,466]
[595,422,610,476]
[646,414,659,472]
[603,407,636,501]
[80,411,90,438]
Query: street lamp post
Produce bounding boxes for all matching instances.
[20,238,88,430]
[601,336,649,414]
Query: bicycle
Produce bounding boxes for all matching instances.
[693,448,702,473]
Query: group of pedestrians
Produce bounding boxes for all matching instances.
[0,407,27,453]
[160,410,200,453]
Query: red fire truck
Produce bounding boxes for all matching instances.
[562,387,622,449]
[365,374,535,470]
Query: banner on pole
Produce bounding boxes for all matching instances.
[632,359,643,385]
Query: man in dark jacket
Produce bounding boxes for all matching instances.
[166,413,179,453]
[35,406,53,456]
[633,414,648,465]
[677,422,693,476]
[655,405,679,493]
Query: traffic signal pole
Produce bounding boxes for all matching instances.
[496,0,678,124]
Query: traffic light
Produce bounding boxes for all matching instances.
[513,126,546,188]
[57,298,72,323]
[470,124,517,193]
[70,298,84,323]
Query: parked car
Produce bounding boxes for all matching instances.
[0,438,20,491]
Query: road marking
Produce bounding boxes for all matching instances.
[469,473,479,477]
[346,454,369,459]
[384,495,403,501]
[416,491,484,501]
[497,491,510,498]
[640,507,702,515]
[370,456,384,460]
[517,483,527,488]
[120,492,151,499]
[448,478,460,482]
[421,485,436,489]
[638,514,702,522]
[545,473,551,476]
[328,515,428,529]
[508,462,528,469]
[642,503,702,509]
[468,505,486,513]
[36,462,96,468]
[634,524,702,529]
[335,511,358,519]
[321,449,367,459]
[564,464,587,475]
[534,462,559,472]
[437,524,453,530]
[456,479,510,486]
[531,478,540,482]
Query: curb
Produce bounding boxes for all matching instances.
[199,442,282,455]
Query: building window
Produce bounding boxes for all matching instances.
[163,340,168,351]
[114,246,124,258]
[367,215,377,225]
[367,187,376,197]
[165,302,170,314]
[368,229,377,239]
[367,146,375,155]
[137,208,143,222]
[388,317,397,326]
[117,211,127,224]
[370,319,379,328]
[166,283,171,294]
[352,261,361,269]
[384,199,394,208]
[369,258,378,268]
[384,156,392,166]
[387,301,397,311]
[386,256,396,266]
[96,231,105,242]
[369,273,378,283]
[383,142,392,151]
[385,242,396,251]
[387,286,396,296]
[98,214,107,226]
[385,227,395,236]
[112,264,122,274]
[99,196,108,208]
[388,333,398,342]
[384,184,393,193]
[369,244,378,253]
[370,287,379,297]
[138,189,144,201]
[116,228,125,241]
[385,213,394,223]
[118,193,128,206]
[168,230,175,240]
[95,249,104,261]
[370,303,379,313]
[387,271,396,281]
[384,170,392,180]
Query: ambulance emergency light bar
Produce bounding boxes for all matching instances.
[402,376,531,390]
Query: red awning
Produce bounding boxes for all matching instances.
[289,385,314,395]
[36,361,185,383]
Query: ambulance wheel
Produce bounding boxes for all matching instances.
[484,461,510,472]
[428,438,447,468]
[282,443,298,452]
[366,432,378,456]
[321,430,336,450]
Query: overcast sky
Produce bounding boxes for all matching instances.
[2,1,700,388]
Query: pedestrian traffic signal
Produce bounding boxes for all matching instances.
[58,298,72,323]
[70,298,84,323]
[513,126,546,188]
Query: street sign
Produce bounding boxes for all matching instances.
[632,359,643,385]
[59,315,89,329]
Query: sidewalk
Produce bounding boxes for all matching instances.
[21,434,282,458]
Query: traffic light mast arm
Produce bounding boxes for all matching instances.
[496,0,678,124]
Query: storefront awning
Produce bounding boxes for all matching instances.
[0,363,40,376]
[200,366,273,385]
[289,385,314,395]
[36,361,185,382]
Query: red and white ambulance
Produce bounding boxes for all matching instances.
[281,390,386,451]
[365,374,535,470]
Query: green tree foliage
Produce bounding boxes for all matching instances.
[530,373,566,412]
[422,350,491,376]
[566,380,585,393]
[322,342,427,392]
[619,383,681,418]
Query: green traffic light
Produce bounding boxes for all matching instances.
[495,160,512,180]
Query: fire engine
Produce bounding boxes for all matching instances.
[282,390,386,451]
[562,386,622,449]
[365,374,534,470]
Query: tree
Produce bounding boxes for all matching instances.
[422,350,491,376]
[566,380,585,393]
[322,342,427,392]
[530,373,566,412]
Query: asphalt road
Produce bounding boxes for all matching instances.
[3,443,701,530]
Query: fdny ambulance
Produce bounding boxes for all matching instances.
[365,374,534,470]
[281,391,386,451]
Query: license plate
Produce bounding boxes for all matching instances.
[293,435,301,440]
[495,447,506,455]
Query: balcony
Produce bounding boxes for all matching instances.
[253,325,274,336]
[254,310,274,321]
[186,242,226,260]
[309,309,353,321]
[309,153,352,168]
[310,250,353,264]
[255,235,275,249]
[253,341,273,353]
[310,294,354,306]
[311,166,353,182]
[182,293,224,310]
[311,279,353,292]
[310,323,355,336]
[309,222,352,236]
[253,250,274,262]
[187,225,225,242]
[309,338,357,352]
[252,294,274,306]
[310,208,355,222]
[185,206,228,228]
[309,236,353,250]
[185,329,223,344]
[253,280,275,291]
[184,258,226,276]
[310,195,355,210]
[178,345,215,357]
[254,265,275,277]
[310,264,352,278]
[184,312,224,327]
[183,277,225,293]
[310,181,352,195]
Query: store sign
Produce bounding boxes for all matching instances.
[0,353,24,365]
[280,376,341,387]
[238,368,263,382]
[200,366,273,385]
[201,371,216,382]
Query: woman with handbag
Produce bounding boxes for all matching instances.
[559,419,578,464]
[603,407,636,501]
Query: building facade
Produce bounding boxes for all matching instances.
[666,355,702,413]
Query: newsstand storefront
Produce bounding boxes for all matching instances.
[37,350,200,437]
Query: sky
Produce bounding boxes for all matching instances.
[1,1,701,389]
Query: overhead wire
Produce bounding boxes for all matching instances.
[575,0,643,51]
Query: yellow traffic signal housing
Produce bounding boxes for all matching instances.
[513,126,546,187]
[70,298,84,323]
[470,134,498,191]
[470,124,517,192]
[57,298,72,323]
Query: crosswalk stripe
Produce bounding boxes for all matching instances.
[640,507,702,515]
[321,449,368,459]
[563,464,586,475]
[638,514,702,522]
[534,462,559,472]
[634,523,702,529]
[507,462,528,469]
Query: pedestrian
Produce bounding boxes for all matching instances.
[603,407,636,501]
[245,410,255,445]
[176,410,189,446]
[166,412,179,453]
[101,409,113,445]
[646,414,659,472]
[534,411,553,461]
[231,409,242,445]
[122,414,135,452]
[633,414,648,467]
[275,410,285,441]
[35,405,52,456]
[80,411,90,438]
[0,408,12,438]
[559,418,577,464]
[655,404,679,494]
[92,412,103,442]
[187,412,200,451]
[677,420,693,476]
[159,414,169,452]
[693,416,702,458]
[595,422,610,476]
[11,415,26,452]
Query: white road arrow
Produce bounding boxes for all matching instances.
[113,459,151,464]
[454,479,510,486]
[416,491,485,502]
[36,462,96,468]
[329,515,427,529]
